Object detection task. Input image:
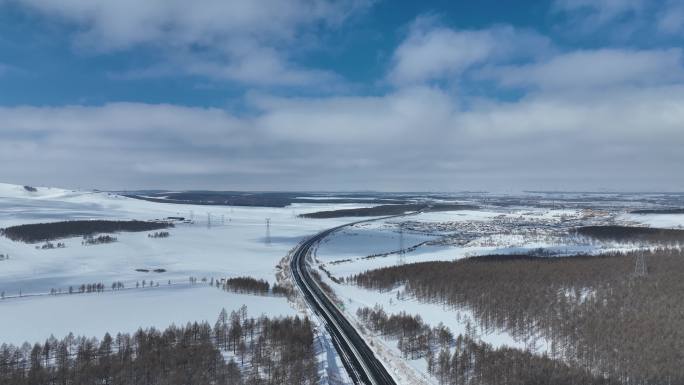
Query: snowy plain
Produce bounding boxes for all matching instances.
[312,206,633,383]
[0,183,363,346]
[621,212,684,228]
[0,284,295,346]
[3,183,680,384]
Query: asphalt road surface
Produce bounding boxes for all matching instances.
[290,222,398,385]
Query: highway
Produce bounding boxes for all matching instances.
[290,222,398,385]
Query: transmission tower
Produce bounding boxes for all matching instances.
[635,251,647,277]
[265,218,271,246]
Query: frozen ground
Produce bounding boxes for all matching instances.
[3,183,681,384]
[0,183,368,350]
[621,213,684,228]
[317,207,613,278]
[0,183,364,296]
[0,284,295,345]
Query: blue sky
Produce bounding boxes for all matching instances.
[1,0,683,191]
[0,1,546,106]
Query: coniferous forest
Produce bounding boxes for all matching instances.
[356,306,618,385]
[1,220,172,243]
[351,249,684,385]
[0,308,319,385]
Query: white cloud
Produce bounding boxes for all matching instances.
[11,0,365,50]
[459,85,684,139]
[553,0,645,22]
[387,19,550,85]
[8,0,371,86]
[2,8,684,191]
[182,47,342,87]
[550,0,652,38]
[484,48,684,90]
[3,83,684,191]
[252,86,455,143]
[551,0,684,38]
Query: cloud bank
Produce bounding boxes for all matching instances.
[2,1,684,191]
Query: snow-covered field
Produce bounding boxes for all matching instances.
[621,213,684,228]
[0,183,363,346]
[0,284,295,345]
[312,206,654,383]
[4,183,682,384]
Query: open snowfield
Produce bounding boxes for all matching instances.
[0,284,295,345]
[316,207,610,278]
[0,183,364,295]
[621,213,684,228]
[0,183,366,346]
[4,183,682,384]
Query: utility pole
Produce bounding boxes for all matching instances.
[207,213,211,229]
[265,218,271,246]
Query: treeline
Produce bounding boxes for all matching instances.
[1,220,172,243]
[0,308,319,385]
[574,225,684,244]
[428,338,618,385]
[299,203,477,219]
[35,242,66,250]
[631,208,684,214]
[1,280,159,300]
[82,235,117,245]
[127,191,411,208]
[222,277,269,295]
[356,306,617,385]
[213,276,291,297]
[351,249,684,384]
[147,231,170,238]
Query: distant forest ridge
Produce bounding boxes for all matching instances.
[299,203,479,219]
[631,208,684,214]
[1,220,172,243]
[124,191,414,208]
[574,225,684,243]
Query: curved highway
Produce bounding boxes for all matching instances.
[290,222,398,385]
